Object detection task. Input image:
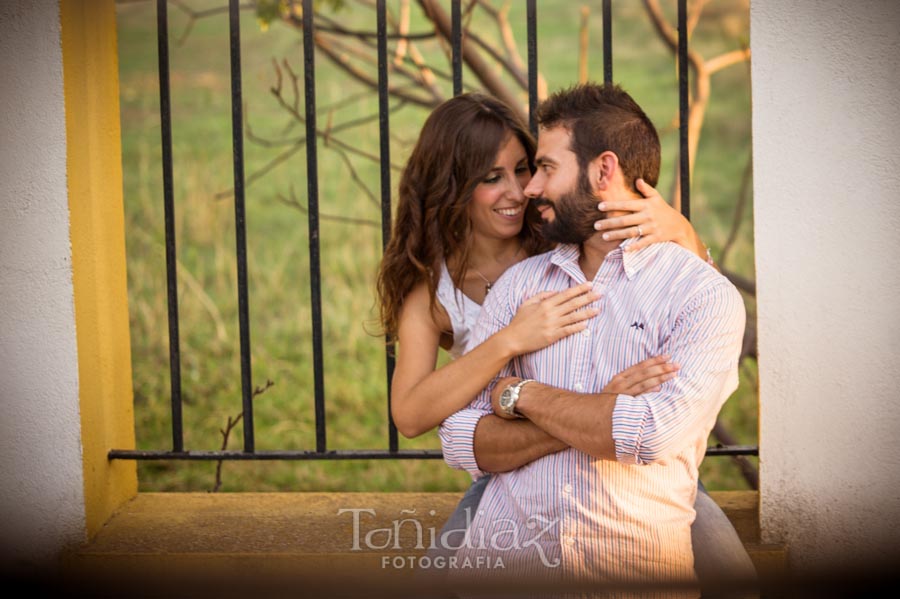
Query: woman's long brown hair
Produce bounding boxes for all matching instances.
[377,93,550,341]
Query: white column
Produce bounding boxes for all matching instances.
[752,0,900,573]
[0,0,86,563]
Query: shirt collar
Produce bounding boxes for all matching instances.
[619,236,662,280]
[549,237,662,281]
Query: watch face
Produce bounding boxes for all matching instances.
[499,388,513,411]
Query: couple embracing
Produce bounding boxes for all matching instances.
[376,82,754,597]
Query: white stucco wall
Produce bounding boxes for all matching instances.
[752,0,900,573]
[0,0,86,563]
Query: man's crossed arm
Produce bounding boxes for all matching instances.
[438,275,745,479]
[476,381,618,472]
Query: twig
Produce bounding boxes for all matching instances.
[719,155,753,267]
[474,0,545,97]
[720,267,756,296]
[314,33,441,108]
[227,65,410,202]
[418,0,526,121]
[170,0,257,48]
[316,29,439,94]
[706,47,752,75]
[214,140,304,201]
[687,0,711,37]
[394,0,411,65]
[642,0,707,211]
[211,379,275,492]
[325,137,380,210]
[642,0,750,212]
[277,188,380,228]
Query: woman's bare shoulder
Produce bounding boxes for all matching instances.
[400,280,452,336]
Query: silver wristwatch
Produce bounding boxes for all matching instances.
[498,379,535,418]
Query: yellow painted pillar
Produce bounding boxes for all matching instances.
[61,0,138,538]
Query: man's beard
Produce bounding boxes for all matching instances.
[535,170,603,245]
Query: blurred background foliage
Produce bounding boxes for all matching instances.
[115,0,756,492]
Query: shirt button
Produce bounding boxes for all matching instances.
[581,329,591,337]
[563,484,573,494]
[565,536,576,546]
[574,383,584,392]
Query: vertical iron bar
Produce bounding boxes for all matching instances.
[526,0,537,137]
[157,0,183,453]
[451,0,462,96]
[602,0,613,84]
[229,0,255,452]
[678,0,691,221]
[376,0,398,453]
[302,0,327,453]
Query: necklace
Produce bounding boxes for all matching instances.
[469,244,523,294]
[471,267,495,294]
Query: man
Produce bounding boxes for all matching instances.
[438,83,746,594]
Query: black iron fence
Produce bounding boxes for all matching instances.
[109,0,758,463]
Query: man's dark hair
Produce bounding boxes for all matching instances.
[536,83,661,189]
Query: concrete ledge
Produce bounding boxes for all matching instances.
[64,491,785,593]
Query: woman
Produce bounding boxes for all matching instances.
[377,92,756,585]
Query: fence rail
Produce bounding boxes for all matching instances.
[111,0,756,463]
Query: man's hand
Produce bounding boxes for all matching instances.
[491,376,522,419]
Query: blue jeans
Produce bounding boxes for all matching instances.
[433,476,758,597]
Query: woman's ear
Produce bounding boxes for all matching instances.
[588,151,619,193]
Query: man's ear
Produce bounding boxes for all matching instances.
[587,151,619,193]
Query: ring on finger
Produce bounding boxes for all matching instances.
[636,225,644,237]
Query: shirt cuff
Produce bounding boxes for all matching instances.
[611,393,650,465]
[439,408,491,479]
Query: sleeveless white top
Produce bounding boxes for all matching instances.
[435,261,483,359]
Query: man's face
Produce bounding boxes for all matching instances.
[524,126,600,245]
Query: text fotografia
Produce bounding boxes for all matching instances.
[382,555,505,570]
[337,508,561,568]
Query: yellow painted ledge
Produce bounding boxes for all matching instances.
[63,491,785,596]
[61,0,137,539]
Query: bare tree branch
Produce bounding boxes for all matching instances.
[394,0,411,65]
[277,187,380,228]
[322,111,380,210]
[474,0,544,97]
[720,267,756,296]
[418,0,527,121]
[278,9,447,102]
[687,0,712,37]
[642,0,750,212]
[579,6,590,83]
[212,379,274,492]
[170,0,257,48]
[707,47,752,75]
[643,0,708,212]
[719,154,753,267]
[314,33,441,108]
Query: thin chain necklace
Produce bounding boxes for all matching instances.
[469,244,524,294]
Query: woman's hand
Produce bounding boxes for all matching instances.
[602,355,679,396]
[500,282,600,355]
[593,179,695,254]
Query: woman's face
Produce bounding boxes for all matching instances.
[467,134,531,242]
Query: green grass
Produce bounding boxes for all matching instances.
[116,0,756,493]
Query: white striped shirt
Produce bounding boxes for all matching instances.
[438,239,745,593]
